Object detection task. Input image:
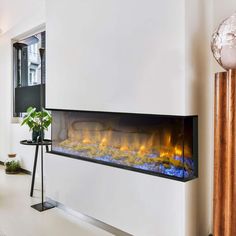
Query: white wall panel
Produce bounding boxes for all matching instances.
[45,153,197,236]
[46,0,185,115]
[45,0,199,235]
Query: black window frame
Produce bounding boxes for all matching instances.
[13,31,46,117]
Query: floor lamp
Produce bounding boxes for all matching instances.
[214,70,236,236]
[211,12,236,236]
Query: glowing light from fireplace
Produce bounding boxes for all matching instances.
[100,138,108,146]
[120,146,129,151]
[54,113,196,179]
[174,146,183,156]
[82,138,91,144]
[160,150,172,158]
[163,131,172,146]
[61,124,192,165]
[138,145,147,155]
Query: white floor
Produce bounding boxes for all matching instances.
[0,166,113,236]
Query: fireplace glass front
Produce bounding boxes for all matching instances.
[51,110,198,181]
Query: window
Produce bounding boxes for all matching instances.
[13,31,46,117]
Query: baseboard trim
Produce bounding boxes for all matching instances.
[0,161,31,175]
[46,197,132,236]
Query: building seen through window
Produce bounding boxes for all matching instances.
[13,31,46,117]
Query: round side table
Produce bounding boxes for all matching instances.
[20,139,52,197]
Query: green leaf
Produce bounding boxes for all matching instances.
[21,106,52,131]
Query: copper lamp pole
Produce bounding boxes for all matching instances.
[214,69,236,236]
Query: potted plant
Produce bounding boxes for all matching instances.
[21,107,52,142]
[5,154,21,174]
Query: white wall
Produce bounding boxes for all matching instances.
[0,0,46,171]
[45,0,197,235]
[213,0,236,31]
[45,153,196,236]
[184,2,236,235]
[46,0,186,115]
[185,0,214,235]
[0,0,234,235]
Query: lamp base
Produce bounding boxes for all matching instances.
[31,201,55,212]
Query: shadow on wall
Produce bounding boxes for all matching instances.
[186,0,214,235]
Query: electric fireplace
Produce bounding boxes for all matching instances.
[50,110,198,181]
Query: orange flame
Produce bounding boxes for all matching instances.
[120,146,129,151]
[66,125,191,159]
[100,138,108,146]
[138,145,147,155]
[174,146,182,156]
[82,138,91,144]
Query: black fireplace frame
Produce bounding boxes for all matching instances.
[47,108,198,182]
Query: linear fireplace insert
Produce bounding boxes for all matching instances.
[50,110,198,181]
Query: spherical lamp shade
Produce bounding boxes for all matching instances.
[211,12,236,70]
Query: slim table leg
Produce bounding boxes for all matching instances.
[30,145,39,197]
[41,143,44,207]
[30,140,54,212]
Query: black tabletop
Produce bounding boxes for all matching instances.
[20,139,52,146]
